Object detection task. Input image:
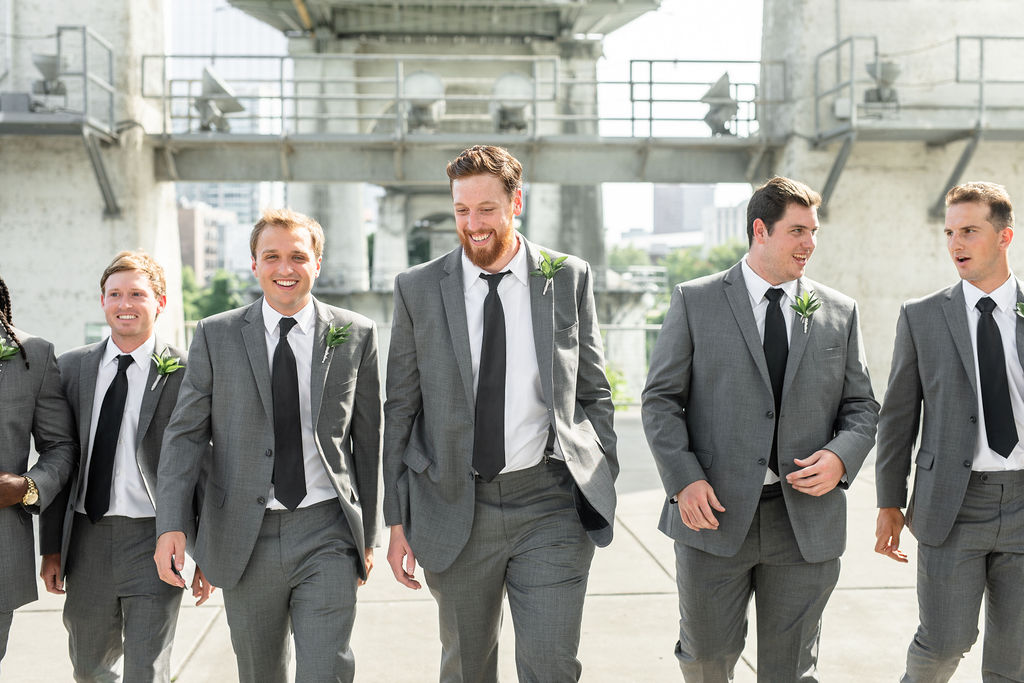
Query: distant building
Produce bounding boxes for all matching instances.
[701,199,748,253]
[178,198,240,285]
[653,184,715,234]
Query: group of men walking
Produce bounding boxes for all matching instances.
[0,144,1021,683]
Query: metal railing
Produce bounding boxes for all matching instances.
[140,52,784,140]
[46,25,116,136]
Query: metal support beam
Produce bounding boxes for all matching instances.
[819,131,856,217]
[928,126,983,219]
[82,128,121,219]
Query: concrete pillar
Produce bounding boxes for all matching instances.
[287,38,367,294]
[0,0,182,353]
[373,190,409,291]
[761,0,1024,386]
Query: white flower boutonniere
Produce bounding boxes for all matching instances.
[530,250,567,296]
[790,290,822,334]
[150,350,184,391]
[322,322,353,363]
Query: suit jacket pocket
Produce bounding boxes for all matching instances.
[402,447,432,474]
[554,322,579,346]
[815,345,844,360]
[914,450,935,470]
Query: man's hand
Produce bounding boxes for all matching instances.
[875,507,909,563]
[787,449,846,496]
[675,480,725,531]
[358,548,374,587]
[0,472,30,508]
[40,553,64,595]
[386,525,421,589]
[191,566,215,606]
[154,531,187,588]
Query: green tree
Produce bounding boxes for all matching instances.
[707,240,748,272]
[607,245,651,272]
[661,248,715,287]
[182,268,246,321]
[180,266,202,321]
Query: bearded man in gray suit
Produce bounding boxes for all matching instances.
[642,176,878,682]
[876,182,1024,682]
[384,145,617,682]
[39,251,212,682]
[154,209,382,683]
[0,275,77,667]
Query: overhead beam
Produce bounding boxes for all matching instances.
[151,133,779,185]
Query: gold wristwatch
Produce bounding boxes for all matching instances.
[22,476,38,506]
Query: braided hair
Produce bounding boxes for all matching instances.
[0,276,30,369]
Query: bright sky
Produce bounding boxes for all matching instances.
[600,0,764,241]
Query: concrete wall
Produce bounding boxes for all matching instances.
[761,0,1024,391]
[0,0,182,353]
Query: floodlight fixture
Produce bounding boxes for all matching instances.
[194,66,245,132]
[865,60,900,104]
[403,70,445,132]
[31,54,67,95]
[701,72,739,136]
[491,72,534,133]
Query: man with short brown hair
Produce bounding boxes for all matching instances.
[876,181,1024,681]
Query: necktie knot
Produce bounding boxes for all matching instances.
[977,297,997,315]
[765,288,785,305]
[480,271,510,293]
[279,317,298,338]
[116,354,134,373]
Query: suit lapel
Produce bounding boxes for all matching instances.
[241,301,275,421]
[135,339,164,448]
[723,264,773,393]
[943,282,978,390]
[441,249,477,413]
[526,240,555,411]
[781,278,812,400]
[310,299,331,425]
[1015,279,1024,372]
[79,341,105,450]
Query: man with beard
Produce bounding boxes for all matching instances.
[383,145,618,682]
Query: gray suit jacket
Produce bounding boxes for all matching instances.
[40,338,200,577]
[642,262,878,563]
[875,280,1018,546]
[382,237,618,573]
[0,328,77,611]
[156,298,383,588]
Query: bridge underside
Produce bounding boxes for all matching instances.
[151,133,779,185]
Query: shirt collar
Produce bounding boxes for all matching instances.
[104,334,156,369]
[262,297,316,336]
[461,233,529,292]
[741,255,798,304]
[962,273,1018,314]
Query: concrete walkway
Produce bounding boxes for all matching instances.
[4,411,985,682]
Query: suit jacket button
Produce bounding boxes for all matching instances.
[257,496,266,505]
[963,460,971,468]
[766,411,774,419]
[969,416,977,423]
[265,449,273,457]
[757,458,766,465]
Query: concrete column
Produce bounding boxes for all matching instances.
[373,190,409,291]
[0,0,182,352]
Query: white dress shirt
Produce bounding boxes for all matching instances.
[961,276,1024,471]
[462,235,554,474]
[76,335,157,518]
[741,257,799,485]
[262,298,337,509]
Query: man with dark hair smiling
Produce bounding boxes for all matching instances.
[876,181,1024,681]
[384,145,617,681]
[643,176,878,681]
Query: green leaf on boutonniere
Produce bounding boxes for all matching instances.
[790,290,822,334]
[0,342,19,362]
[150,350,184,390]
[1015,302,1024,320]
[529,250,568,295]
[322,322,353,363]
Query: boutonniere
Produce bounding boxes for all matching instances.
[322,322,353,363]
[1015,302,1024,320]
[790,290,822,334]
[0,342,18,362]
[150,349,184,390]
[530,250,567,296]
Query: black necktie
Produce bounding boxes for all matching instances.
[272,317,306,509]
[473,271,510,482]
[763,288,788,475]
[976,297,1018,457]
[85,353,134,522]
